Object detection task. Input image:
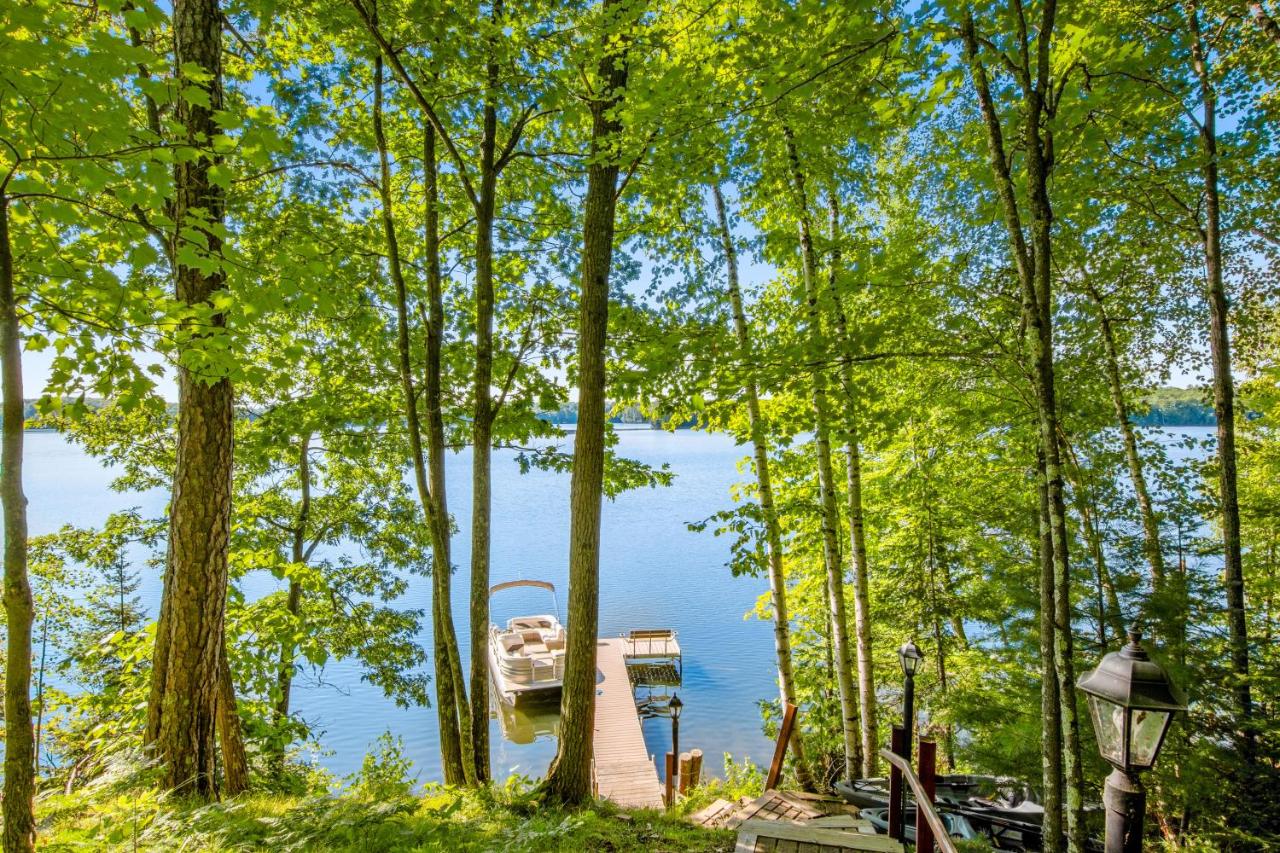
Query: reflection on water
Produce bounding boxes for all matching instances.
[493,693,561,746]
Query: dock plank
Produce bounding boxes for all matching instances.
[592,638,665,810]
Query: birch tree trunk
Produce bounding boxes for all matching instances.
[712,184,816,790]
[1084,283,1164,592]
[1,190,36,853]
[146,0,242,795]
[780,129,860,785]
[963,8,1082,847]
[543,0,632,802]
[1186,0,1254,755]
[1036,455,1064,853]
[825,190,877,778]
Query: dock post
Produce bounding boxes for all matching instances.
[916,738,937,852]
[665,752,675,807]
[678,752,693,795]
[688,748,703,791]
[888,725,905,842]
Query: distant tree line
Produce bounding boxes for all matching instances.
[537,403,662,427]
[12,392,1216,429]
[1133,388,1217,426]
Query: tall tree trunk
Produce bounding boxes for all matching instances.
[146,0,240,795]
[468,2,502,781]
[543,0,632,803]
[1186,0,1254,755]
[1084,283,1164,591]
[1037,455,1064,853]
[422,125,467,786]
[1060,437,1125,644]
[1,192,35,853]
[964,9,1082,846]
[712,184,816,790]
[373,57,473,784]
[825,190,878,778]
[1080,491,1124,645]
[781,130,859,785]
[271,433,311,770]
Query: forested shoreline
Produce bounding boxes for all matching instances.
[8,389,1224,428]
[3,0,1280,851]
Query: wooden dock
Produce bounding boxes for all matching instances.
[592,638,665,809]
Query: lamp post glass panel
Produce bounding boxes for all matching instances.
[1078,629,1185,853]
[898,640,923,763]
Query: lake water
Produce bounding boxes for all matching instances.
[22,425,1216,785]
[25,428,779,784]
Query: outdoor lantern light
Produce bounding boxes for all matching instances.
[899,640,924,677]
[898,640,924,766]
[668,693,684,790]
[1078,628,1186,853]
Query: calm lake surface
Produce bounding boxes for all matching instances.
[25,425,1215,784]
[26,427,779,783]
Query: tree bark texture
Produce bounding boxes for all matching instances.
[781,130,858,788]
[270,433,311,771]
[1085,284,1164,592]
[421,124,468,785]
[1,191,36,853]
[543,0,631,803]
[217,636,249,795]
[1186,0,1254,751]
[711,184,816,790]
[825,190,878,779]
[468,3,502,780]
[145,0,241,796]
[373,59,474,785]
[963,9,1082,849]
[1036,457,1064,853]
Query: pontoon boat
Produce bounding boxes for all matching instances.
[488,580,566,703]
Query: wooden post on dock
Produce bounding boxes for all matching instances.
[888,725,906,842]
[916,738,937,852]
[764,702,798,791]
[688,748,703,791]
[665,752,675,807]
[678,752,693,795]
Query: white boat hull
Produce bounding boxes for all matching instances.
[488,613,566,704]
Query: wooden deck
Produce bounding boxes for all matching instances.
[592,638,665,809]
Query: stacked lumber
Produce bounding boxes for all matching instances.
[688,790,905,853]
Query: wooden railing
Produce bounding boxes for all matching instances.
[879,748,959,853]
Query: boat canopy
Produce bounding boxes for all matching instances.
[489,579,556,597]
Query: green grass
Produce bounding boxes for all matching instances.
[34,768,734,852]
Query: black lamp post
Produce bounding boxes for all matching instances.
[1077,628,1185,853]
[669,693,683,767]
[898,640,924,765]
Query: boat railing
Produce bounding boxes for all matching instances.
[879,747,960,853]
